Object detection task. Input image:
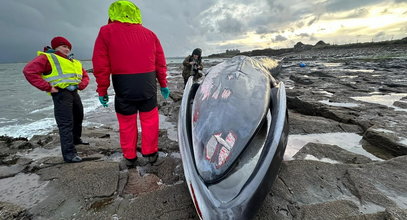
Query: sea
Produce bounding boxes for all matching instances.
[0,58,185,139]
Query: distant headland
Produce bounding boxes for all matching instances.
[207,37,407,58]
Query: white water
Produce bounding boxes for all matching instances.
[0,58,184,139]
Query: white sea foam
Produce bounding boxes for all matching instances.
[0,118,55,139]
[30,105,53,114]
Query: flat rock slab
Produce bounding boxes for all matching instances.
[37,161,120,198]
[257,155,407,219]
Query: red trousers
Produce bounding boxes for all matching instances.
[116,107,159,159]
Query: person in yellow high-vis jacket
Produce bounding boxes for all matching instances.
[23,36,90,163]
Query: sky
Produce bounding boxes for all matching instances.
[0,0,406,63]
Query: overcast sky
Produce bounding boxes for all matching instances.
[0,0,406,63]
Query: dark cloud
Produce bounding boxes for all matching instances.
[255,26,270,34]
[0,0,217,62]
[0,0,405,62]
[375,31,386,38]
[0,0,114,63]
[273,35,287,42]
[308,16,319,26]
[296,21,305,28]
[298,33,310,37]
[344,8,369,18]
[324,0,384,13]
[217,14,245,34]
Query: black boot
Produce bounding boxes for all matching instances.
[123,157,138,168]
[74,139,89,145]
[64,155,82,163]
[144,152,158,164]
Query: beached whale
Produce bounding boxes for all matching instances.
[178,55,289,219]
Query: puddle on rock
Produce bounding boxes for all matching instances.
[322,63,342,67]
[285,132,382,161]
[17,147,61,161]
[159,114,178,141]
[319,100,359,108]
[313,90,334,97]
[88,198,114,211]
[352,93,407,112]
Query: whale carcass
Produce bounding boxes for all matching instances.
[178,55,289,219]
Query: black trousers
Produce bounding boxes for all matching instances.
[114,95,157,115]
[51,89,84,161]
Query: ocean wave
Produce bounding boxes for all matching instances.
[0,118,55,139]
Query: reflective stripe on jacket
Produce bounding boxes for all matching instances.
[37,51,83,89]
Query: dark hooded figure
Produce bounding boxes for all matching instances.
[182,48,203,86]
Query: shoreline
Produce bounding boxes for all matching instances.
[1,45,407,219]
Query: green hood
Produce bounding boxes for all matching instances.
[109,0,142,24]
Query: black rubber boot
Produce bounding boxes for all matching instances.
[144,152,158,164]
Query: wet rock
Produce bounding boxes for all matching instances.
[0,201,29,220]
[10,141,33,150]
[37,161,119,198]
[259,155,407,219]
[0,173,49,209]
[1,154,21,165]
[159,130,179,153]
[294,200,361,219]
[123,168,163,196]
[169,90,183,102]
[289,111,363,134]
[293,143,373,164]
[289,75,315,85]
[29,135,54,148]
[118,183,198,220]
[0,164,26,179]
[363,126,407,157]
[394,100,407,109]
[339,207,407,220]
[29,161,120,219]
[140,157,184,185]
[0,136,32,163]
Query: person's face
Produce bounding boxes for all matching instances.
[193,54,199,59]
[55,45,71,56]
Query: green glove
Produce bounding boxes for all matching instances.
[160,87,170,99]
[99,95,109,107]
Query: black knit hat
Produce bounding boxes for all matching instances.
[192,48,202,56]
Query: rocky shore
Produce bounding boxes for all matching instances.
[1,44,407,219]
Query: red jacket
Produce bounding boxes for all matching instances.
[92,21,167,98]
[22,51,90,92]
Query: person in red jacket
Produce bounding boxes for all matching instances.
[23,36,90,163]
[92,0,170,167]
